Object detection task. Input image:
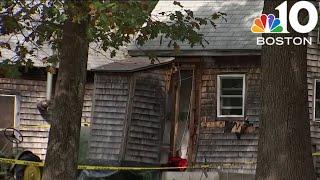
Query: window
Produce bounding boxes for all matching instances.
[0,95,17,129]
[315,80,320,120]
[217,74,245,117]
[0,95,18,154]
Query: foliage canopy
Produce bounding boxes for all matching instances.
[0,0,225,75]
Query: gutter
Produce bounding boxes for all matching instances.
[128,49,262,57]
[46,70,53,101]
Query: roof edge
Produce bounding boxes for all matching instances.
[93,59,173,73]
[128,49,262,57]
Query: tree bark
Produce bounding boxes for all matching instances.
[41,19,89,180]
[256,1,315,180]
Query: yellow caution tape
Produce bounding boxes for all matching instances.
[19,122,90,129]
[77,165,188,171]
[0,158,44,167]
[0,157,257,171]
[19,125,51,129]
[7,152,319,171]
[313,152,320,156]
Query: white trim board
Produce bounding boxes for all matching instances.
[217,74,246,118]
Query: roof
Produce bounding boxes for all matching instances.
[94,57,174,72]
[128,0,263,56]
[0,35,127,70]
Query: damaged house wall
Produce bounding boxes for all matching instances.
[88,67,171,165]
[193,36,320,174]
[124,0,320,176]
[308,30,320,176]
[195,56,260,174]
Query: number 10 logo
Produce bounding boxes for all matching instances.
[251,1,318,34]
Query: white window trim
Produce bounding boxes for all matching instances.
[0,94,18,129]
[314,79,320,121]
[217,74,246,118]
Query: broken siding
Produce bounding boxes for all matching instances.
[124,71,167,164]
[307,30,320,177]
[88,74,129,163]
[89,69,170,165]
[196,59,260,174]
[200,59,261,122]
[307,30,320,121]
[311,124,320,178]
[196,48,320,174]
[0,78,93,159]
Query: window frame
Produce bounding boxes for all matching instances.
[217,74,246,118]
[314,79,320,121]
[0,94,18,130]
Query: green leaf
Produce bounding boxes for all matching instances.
[160,35,163,45]
[168,40,172,48]
[175,11,183,21]
[173,42,180,53]
[0,42,11,49]
[185,9,194,18]
[0,0,224,74]
[110,50,116,58]
[210,20,217,28]
[173,1,183,8]
[212,13,220,20]
[170,14,175,21]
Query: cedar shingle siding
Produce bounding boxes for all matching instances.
[307,31,320,121]
[307,30,320,177]
[126,0,320,175]
[88,69,169,165]
[196,57,260,174]
[193,30,320,174]
[88,75,129,162]
[0,78,93,160]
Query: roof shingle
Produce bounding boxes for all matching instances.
[128,0,263,56]
[0,35,126,70]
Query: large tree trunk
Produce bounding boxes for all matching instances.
[42,18,89,180]
[256,1,315,180]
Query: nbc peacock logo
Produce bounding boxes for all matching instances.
[251,14,283,33]
[252,1,318,46]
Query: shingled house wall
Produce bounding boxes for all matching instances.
[307,30,320,177]
[88,68,170,165]
[194,37,320,174]
[0,78,93,160]
[194,56,260,174]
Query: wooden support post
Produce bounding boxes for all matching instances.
[187,69,196,164]
[188,63,202,165]
[172,73,181,157]
[169,65,180,157]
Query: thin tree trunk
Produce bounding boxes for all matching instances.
[42,18,89,180]
[256,1,315,180]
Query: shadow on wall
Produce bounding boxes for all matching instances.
[79,126,90,164]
